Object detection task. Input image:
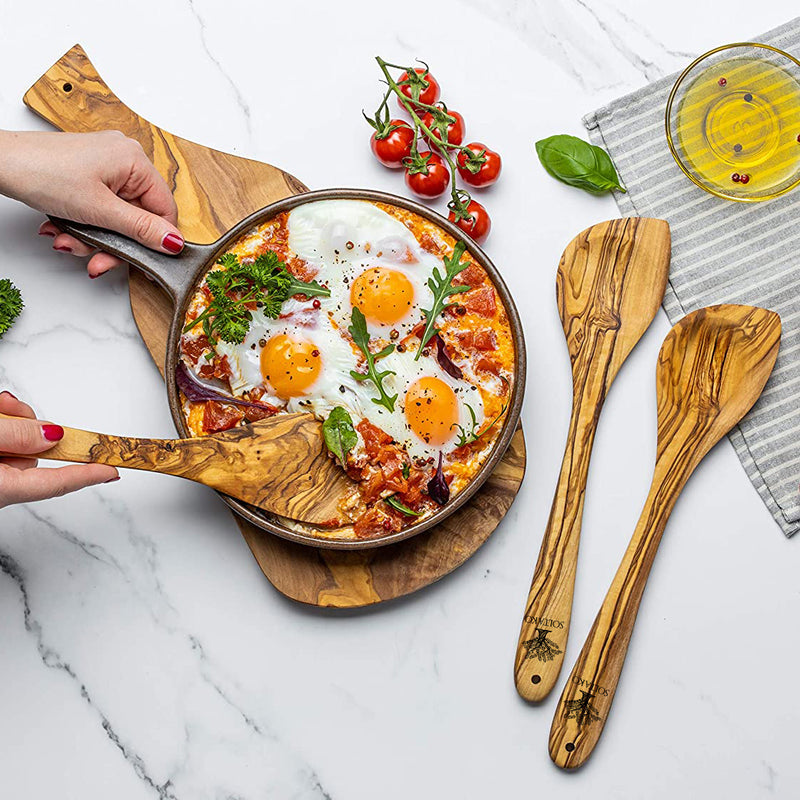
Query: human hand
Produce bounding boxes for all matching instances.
[0,130,184,277]
[0,391,118,509]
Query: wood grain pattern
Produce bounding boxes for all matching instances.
[23,44,305,244]
[515,218,670,701]
[23,45,527,606]
[0,412,353,524]
[549,304,781,769]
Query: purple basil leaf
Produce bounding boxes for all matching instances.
[427,451,450,506]
[176,362,274,412]
[433,334,463,380]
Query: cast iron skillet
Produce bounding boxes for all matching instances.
[50,188,526,549]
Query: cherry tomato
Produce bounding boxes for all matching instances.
[397,68,441,111]
[422,107,465,147]
[370,120,415,169]
[449,200,491,244]
[456,142,502,187]
[405,151,449,198]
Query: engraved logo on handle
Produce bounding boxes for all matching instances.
[521,627,563,663]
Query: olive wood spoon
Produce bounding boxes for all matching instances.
[515,218,670,701]
[549,304,781,769]
[0,411,353,524]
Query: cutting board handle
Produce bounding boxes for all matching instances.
[24,44,144,136]
[47,216,211,304]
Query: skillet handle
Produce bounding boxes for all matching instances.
[47,216,215,305]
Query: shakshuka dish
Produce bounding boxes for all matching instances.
[178,199,515,540]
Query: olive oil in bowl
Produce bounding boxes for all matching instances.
[667,44,800,201]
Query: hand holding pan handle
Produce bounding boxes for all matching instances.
[48,215,215,306]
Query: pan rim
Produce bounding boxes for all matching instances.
[165,188,526,550]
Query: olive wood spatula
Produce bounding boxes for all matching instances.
[549,304,781,769]
[0,411,354,524]
[514,217,671,702]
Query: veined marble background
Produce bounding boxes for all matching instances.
[0,1,797,797]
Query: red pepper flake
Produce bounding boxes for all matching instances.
[718,77,727,87]
[740,174,750,185]
[731,173,741,183]
[312,298,321,309]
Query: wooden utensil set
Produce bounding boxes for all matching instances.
[513,218,781,769]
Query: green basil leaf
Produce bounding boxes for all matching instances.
[535,135,625,195]
[384,495,423,517]
[322,406,357,465]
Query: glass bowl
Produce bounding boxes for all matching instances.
[666,42,800,202]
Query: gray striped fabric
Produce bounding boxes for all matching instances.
[584,17,800,537]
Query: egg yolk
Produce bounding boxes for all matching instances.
[350,267,414,325]
[260,334,322,399]
[404,377,459,446]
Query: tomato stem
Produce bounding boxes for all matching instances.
[375,56,473,217]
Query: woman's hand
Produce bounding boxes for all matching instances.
[0,391,117,509]
[0,130,184,277]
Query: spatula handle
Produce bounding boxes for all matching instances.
[514,397,600,701]
[0,412,196,477]
[548,474,679,769]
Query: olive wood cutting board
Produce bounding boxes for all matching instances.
[23,44,527,607]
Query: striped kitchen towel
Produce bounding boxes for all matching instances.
[584,17,800,537]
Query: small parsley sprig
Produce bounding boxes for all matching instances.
[348,307,397,412]
[184,251,330,345]
[416,241,471,359]
[0,278,23,339]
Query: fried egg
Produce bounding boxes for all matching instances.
[351,346,485,462]
[289,200,439,340]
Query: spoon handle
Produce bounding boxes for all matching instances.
[514,394,600,701]
[548,460,688,769]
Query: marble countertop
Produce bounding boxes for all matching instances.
[1,1,798,797]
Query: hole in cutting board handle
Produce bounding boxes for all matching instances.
[62,82,72,93]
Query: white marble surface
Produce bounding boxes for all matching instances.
[0,1,798,797]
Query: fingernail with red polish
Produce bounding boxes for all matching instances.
[162,232,184,254]
[104,476,120,484]
[42,424,64,441]
[54,245,73,253]
[89,273,99,280]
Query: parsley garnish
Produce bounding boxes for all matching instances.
[385,495,423,517]
[415,241,471,360]
[348,306,397,412]
[0,279,23,339]
[184,251,330,345]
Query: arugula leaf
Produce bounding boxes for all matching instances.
[348,307,397,412]
[183,251,330,345]
[385,495,423,517]
[322,406,357,465]
[535,135,625,195]
[401,462,410,480]
[0,278,23,339]
[452,396,509,448]
[415,241,471,360]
